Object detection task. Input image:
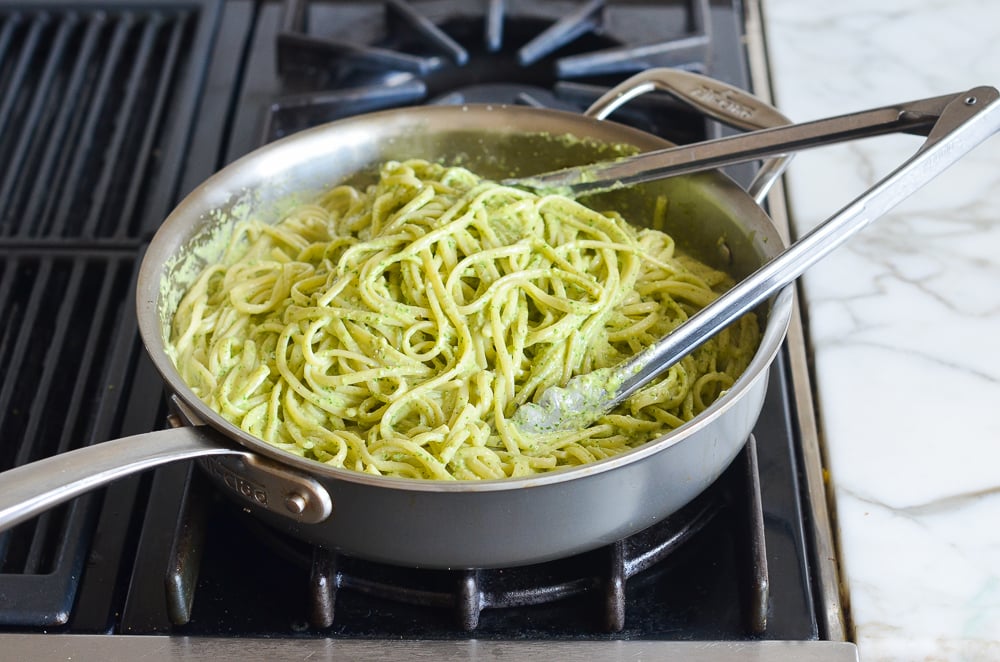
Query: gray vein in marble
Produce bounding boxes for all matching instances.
[853,238,1000,316]
[842,482,1000,518]
[811,335,999,385]
[766,0,1000,657]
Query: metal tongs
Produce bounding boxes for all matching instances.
[512,86,1000,434]
[506,89,999,197]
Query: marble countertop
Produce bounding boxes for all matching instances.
[762,0,1000,659]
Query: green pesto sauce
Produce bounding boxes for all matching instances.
[511,366,627,435]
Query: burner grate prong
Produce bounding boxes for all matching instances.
[457,569,482,631]
[556,36,708,78]
[385,0,468,66]
[514,91,546,108]
[264,79,428,141]
[279,0,306,33]
[742,434,769,635]
[309,547,339,629]
[517,0,604,66]
[485,0,503,52]
[604,541,626,632]
[277,31,443,76]
[556,0,709,78]
[552,80,608,106]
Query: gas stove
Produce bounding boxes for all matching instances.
[0,1,856,659]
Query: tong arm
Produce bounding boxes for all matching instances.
[513,85,1000,432]
[507,90,970,197]
[604,86,1000,410]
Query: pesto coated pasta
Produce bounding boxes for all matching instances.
[167,159,760,480]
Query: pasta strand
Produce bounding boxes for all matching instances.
[168,160,760,480]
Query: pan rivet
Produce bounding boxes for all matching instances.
[284,492,308,515]
[717,240,733,265]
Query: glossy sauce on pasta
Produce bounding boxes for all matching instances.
[167,160,759,480]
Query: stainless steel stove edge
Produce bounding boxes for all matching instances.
[743,0,850,643]
[0,634,860,661]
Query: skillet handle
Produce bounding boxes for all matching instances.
[584,68,792,204]
[0,426,332,534]
[0,427,235,533]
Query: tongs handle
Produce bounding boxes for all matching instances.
[607,87,1000,409]
[512,89,988,198]
[514,87,1000,433]
[581,69,794,204]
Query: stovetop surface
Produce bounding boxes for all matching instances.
[0,0,830,646]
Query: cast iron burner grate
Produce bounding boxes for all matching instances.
[0,0,823,642]
[154,437,767,635]
[264,0,715,142]
[0,0,219,627]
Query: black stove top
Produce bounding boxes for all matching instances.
[1,0,828,647]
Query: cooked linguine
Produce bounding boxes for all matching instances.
[168,159,759,480]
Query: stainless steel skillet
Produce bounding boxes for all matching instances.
[0,70,994,569]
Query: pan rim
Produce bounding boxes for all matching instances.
[137,103,792,494]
